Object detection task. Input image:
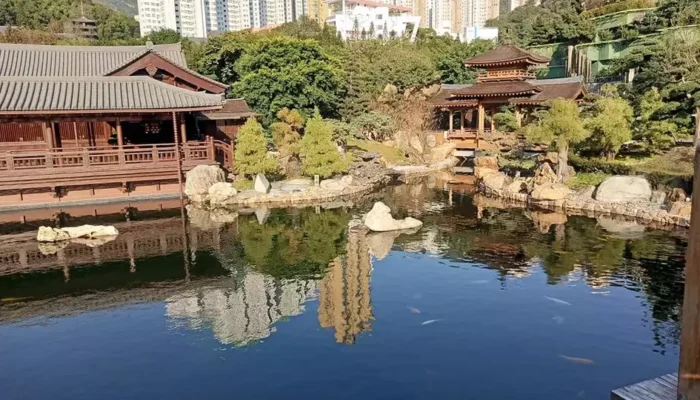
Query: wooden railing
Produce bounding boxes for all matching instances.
[0,142,215,172]
[213,140,234,172]
[478,70,536,81]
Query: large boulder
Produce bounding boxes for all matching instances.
[208,182,238,205]
[481,171,508,192]
[533,162,557,186]
[320,175,353,191]
[571,185,596,201]
[409,135,424,154]
[474,156,499,170]
[37,225,119,242]
[669,201,692,217]
[184,165,226,203]
[363,202,423,232]
[595,176,652,203]
[426,143,455,164]
[531,183,571,201]
[254,173,271,194]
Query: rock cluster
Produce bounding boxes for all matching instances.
[184,165,226,203]
[474,155,692,228]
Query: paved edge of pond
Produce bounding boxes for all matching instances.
[478,182,691,229]
[191,159,458,209]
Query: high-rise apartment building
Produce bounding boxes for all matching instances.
[461,0,499,29]
[138,0,306,38]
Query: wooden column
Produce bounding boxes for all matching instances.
[172,112,184,202]
[489,108,495,132]
[477,103,485,134]
[116,119,124,147]
[43,121,55,149]
[679,106,700,399]
[460,110,465,135]
[180,115,187,144]
[448,109,454,135]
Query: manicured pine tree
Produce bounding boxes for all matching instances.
[300,114,348,179]
[234,117,278,178]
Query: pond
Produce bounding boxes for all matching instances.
[0,179,688,400]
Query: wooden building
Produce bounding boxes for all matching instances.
[0,42,251,205]
[430,45,586,151]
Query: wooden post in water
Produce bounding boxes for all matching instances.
[679,106,700,400]
[172,112,184,202]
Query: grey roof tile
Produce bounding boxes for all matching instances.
[0,76,223,113]
[0,43,187,77]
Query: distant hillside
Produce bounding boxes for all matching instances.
[95,0,138,17]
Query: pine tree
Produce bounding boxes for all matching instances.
[300,115,348,178]
[235,117,278,178]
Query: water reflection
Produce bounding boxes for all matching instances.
[0,178,688,354]
[166,274,318,346]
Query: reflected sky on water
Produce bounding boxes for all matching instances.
[0,178,688,399]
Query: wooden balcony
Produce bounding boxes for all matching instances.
[0,140,232,191]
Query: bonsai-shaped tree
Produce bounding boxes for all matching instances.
[586,95,633,160]
[271,108,303,157]
[235,117,278,179]
[523,99,589,182]
[300,114,348,179]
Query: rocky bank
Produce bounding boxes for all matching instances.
[474,155,692,228]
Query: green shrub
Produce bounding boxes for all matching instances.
[351,111,397,141]
[235,118,279,178]
[300,115,349,178]
[566,172,611,189]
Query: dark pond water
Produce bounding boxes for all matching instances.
[0,179,688,399]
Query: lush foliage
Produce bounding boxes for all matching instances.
[493,107,519,132]
[234,118,278,178]
[523,99,590,181]
[350,111,397,141]
[585,95,634,159]
[300,115,348,178]
[0,0,139,41]
[199,22,493,123]
[580,0,656,19]
[487,0,594,47]
[271,108,304,157]
[232,37,345,124]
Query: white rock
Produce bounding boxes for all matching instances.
[481,171,509,192]
[208,182,238,205]
[184,165,226,203]
[363,201,423,232]
[595,176,652,203]
[531,183,571,201]
[255,207,270,225]
[426,143,455,164]
[320,175,353,191]
[254,173,271,194]
[37,225,119,242]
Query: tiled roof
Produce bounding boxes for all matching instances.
[465,45,551,67]
[510,81,586,104]
[198,99,259,120]
[429,78,586,107]
[450,81,541,98]
[0,43,187,77]
[0,76,223,113]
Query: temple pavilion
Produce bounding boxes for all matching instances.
[0,42,255,205]
[430,45,586,150]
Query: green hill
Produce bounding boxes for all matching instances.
[95,0,138,16]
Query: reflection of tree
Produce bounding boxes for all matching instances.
[235,209,350,279]
[318,227,373,344]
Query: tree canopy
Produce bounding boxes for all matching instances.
[232,36,345,124]
[234,118,279,178]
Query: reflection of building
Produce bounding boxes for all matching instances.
[167,272,318,345]
[318,228,373,344]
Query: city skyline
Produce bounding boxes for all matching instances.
[137,0,513,39]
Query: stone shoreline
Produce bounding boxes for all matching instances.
[479,176,692,229]
[189,158,458,209]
